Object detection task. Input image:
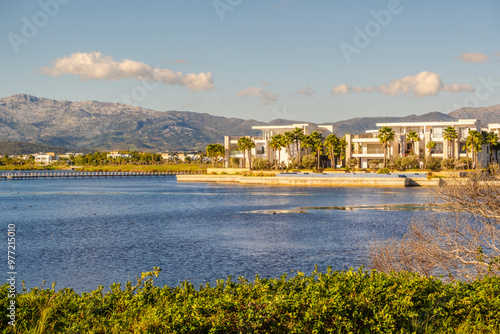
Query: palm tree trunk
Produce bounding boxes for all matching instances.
[278,150,281,170]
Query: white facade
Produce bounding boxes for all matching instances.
[345,119,489,168]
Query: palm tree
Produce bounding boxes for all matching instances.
[324,134,339,169]
[443,126,458,159]
[377,127,395,168]
[425,141,436,170]
[302,131,323,170]
[283,132,294,168]
[465,130,484,169]
[484,132,499,164]
[237,137,255,169]
[269,134,284,170]
[311,137,323,171]
[291,128,304,166]
[406,130,420,169]
[406,131,419,156]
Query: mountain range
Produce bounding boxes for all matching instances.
[1,94,499,152]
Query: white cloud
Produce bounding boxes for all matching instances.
[455,52,490,63]
[40,52,214,91]
[442,83,475,93]
[289,85,317,97]
[237,87,278,105]
[332,71,474,98]
[261,81,270,86]
[495,51,500,58]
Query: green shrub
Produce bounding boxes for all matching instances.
[377,167,390,174]
[3,268,500,333]
[441,158,455,170]
[301,154,316,169]
[426,157,442,171]
[252,158,271,170]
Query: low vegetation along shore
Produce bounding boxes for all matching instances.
[2,268,500,333]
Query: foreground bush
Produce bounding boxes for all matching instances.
[2,268,500,333]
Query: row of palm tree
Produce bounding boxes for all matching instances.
[233,128,347,170]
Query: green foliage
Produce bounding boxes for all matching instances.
[441,158,455,170]
[427,157,442,171]
[3,268,500,333]
[401,156,418,170]
[252,158,271,170]
[301,154,316,169]
[377,167,390,174]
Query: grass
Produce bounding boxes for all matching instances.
[74,164,209,173]
[0,164,209,173]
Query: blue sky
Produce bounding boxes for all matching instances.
[1,0,499,123]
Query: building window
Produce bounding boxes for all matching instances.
[459,143,467,153]
[459,128,469,139]
[431,143,443,154]
[433,127,443,138]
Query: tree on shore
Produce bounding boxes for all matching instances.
[283,132,295,168]
[443,126,458,160]
[406,131,418,156]
[465,130,484,169]
[378,127,395,168]
[484,132,499,164]
[269,134,284,170]
[425,141,436,169]
[291,127,305,167]
[325,134,339,169]
[302,131,323,170]
[237,137,255,169]
[369,168,500,281]
[206,144,224,167]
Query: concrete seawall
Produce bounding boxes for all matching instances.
[176,174,441,187]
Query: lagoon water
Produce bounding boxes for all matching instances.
[1,176,432,292]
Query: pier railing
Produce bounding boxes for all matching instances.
[0,170,205,181]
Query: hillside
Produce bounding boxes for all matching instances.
[0,94,264,151]
[1,94,499,151]
[448,105,500,124]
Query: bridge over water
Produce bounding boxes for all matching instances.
[0,171,202,181]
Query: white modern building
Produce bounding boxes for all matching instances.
[345,119,488,168]
[224,123,334,168]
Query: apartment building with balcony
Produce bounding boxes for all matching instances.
[345,119,488,168]
[224,123,334,168]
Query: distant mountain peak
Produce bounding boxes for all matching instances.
[6,93,40,102]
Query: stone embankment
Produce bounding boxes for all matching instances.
[176,174,442,187]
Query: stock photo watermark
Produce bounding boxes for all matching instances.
[339,0,404,64]
[445,74,500,113]
[6,224,17,327]
[6,0,71,54]
[213,0,244,21]
[272,106,296,121]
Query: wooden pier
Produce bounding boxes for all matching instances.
[0,171,202,181]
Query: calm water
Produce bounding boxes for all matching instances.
[0,175,431,292]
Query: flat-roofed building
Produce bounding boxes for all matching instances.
[345,119,488,168]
